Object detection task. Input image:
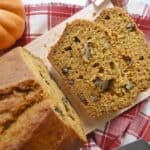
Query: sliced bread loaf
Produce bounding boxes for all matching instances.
[48,19,149,119]
[0,47,86,150]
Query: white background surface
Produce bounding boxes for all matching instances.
[23,0,88,6]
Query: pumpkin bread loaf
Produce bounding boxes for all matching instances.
[48,19,150,119]
[0,47,86,150]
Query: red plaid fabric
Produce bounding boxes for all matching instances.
[20,1,150,150]
[17,3,82,46]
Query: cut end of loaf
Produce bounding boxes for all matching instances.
[0,47,86,149]
[48,17,150,118]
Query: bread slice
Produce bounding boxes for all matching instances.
[48,19,150,119]
[0,47,86,150]
[95,7,150,86]
[95,7,150,63]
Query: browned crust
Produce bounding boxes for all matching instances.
[0,99,86,150]
[0,47,86,149]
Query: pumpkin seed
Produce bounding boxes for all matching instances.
[123,83,135,91]
[103,41,110,50]
[122,55,132,65]
[101,79,114,92]
[68,79,74,85]
[62,67,69,75]
[62,97,70,112]
[104,15,110,20]
[64,46,72,51]
[126,23,135,32]
[79,95,88,105]
[54,107,64,117]
[74,36,80,43]
[92,77,102,87]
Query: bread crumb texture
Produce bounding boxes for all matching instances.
[49,7,150,118]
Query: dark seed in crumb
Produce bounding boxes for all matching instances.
[62,97,70,111]
[123,83,135,91]
[109,61,115,69]
[87,37,91,40]
[93,77,102,86]
[104,15,110,20]
[54,107,64,117]
[90,95,98,102]
[83,46,92,62]
[99,67,104,73]
[64,46,72,51]
[92,62,99,68]
[62,67,69,75]
[126,23,135,32]
[79,95,88,105]
[139,56,144,60]
[62,97,69,104]
[87,41,94,47]
[122,55,132,65]
[78,75,83,79]
[68,79,74,85]
[45,80,50,85]
[39,72,44,78]
[101,79,114,92]
[74,36,80,43]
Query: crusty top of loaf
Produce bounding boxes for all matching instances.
[0,47,34,91]
[0,47,44,135]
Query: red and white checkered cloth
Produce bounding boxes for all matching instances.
[19,0,150,149]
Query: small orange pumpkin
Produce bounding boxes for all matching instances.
[0,0,25,50]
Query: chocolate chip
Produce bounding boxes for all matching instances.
[74,36,80,43]
[93,77,102,86]
[139,56,144,60]
[68,79,74,85]
[62,67,69,75]
[122,55,132,65]
[54,107,64,117]
[126,23,135,32]
[79,95,88,105]
[101,79,114,92]
[123,83,135,91]
[104,15,110,20]
[64,46,72,51]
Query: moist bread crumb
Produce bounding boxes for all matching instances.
[48,18,150,118]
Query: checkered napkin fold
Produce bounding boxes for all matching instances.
[19,0,150,150]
